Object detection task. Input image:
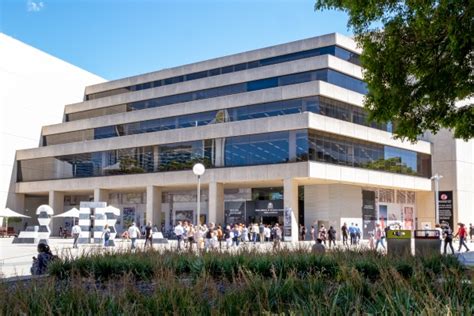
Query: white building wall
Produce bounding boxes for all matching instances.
[0,33,104,220]
[455,138,474,225]
[304,184,361,233]
[423,129,474,226]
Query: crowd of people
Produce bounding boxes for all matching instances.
[173,221,284,251]
[29,220,473,276]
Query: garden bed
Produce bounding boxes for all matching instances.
[1,249,472,315]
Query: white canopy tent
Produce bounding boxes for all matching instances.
[0,208,31,228]
[53,207,80,218]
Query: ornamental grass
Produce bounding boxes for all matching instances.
[1,248,472,315]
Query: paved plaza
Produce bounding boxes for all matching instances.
[1,237,473,279]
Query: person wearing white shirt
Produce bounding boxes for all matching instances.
[128,222,141,250]
[71,222,81,248]
[174,221,184,250]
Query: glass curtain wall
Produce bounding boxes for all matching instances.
[19,130,431,182]
[67,69,367,121]
[85,45,360,100]
[46,96,392,146]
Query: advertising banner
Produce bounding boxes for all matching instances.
[283,207,292,240]
[438,191,453,228]
[362,190,377,238]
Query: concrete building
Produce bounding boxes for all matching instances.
[12,33,461,241]
[0,33,104,227]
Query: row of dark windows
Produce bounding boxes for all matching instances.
[85,45,360,101]
[67,68,367,122]
[19,129,431,183]
[44,96,391,146]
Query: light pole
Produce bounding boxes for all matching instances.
[192,163,205,226]
[430,173,443,225]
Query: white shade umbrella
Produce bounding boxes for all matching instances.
[105,205,120,216]
[53,207,80,218]
[0,208,31,228]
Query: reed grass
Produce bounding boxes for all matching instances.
[1,248,472,315]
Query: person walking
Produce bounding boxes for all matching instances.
[341,223,348,246]
[375,224,386,251]
[144,221,153,248]
[469,223,474,242]
[71,221,81,249]
[310,225,315,241]
[455,223,470,252]
[355,224,361,245]
[128,222,141,250]
[349,223,356,245]
[443,224,455,255]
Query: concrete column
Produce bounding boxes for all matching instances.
[153,146,159,171]
[283,178,299,242]
[146,186,162,229]
[214,138,225,167]
[94,188,109,203]
[208,182,224,225]
[49,190,64,236]
[289,130,297,162]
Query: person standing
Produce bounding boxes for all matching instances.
[455,223,470,252]
[128,222,141,250]
[71,222,81,249]
[318,225,327,246]
[301,225,307,241]
[144,221,153,248]
[341,223,348,246]
[375,224,386,251]
[102,224,111,247]
[327,226,336,248]
[310,226,315,241]
[174,221,184,250]
[251,223,259,244]
[259,222,265,243]
[469,223,474,242]
[271,223,282,251]
[443,224,455,255]
[264,225,271,242]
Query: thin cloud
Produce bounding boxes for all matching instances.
[27,0,45,12]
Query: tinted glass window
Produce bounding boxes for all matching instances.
[85,45,361,101]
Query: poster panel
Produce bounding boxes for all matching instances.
[122,207,136,229]
[438,191,453,228]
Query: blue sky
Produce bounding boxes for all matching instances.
[1,0,351,80]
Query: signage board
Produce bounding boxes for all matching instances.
[438,191,453,228]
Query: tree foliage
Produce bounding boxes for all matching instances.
[315,0,474,140]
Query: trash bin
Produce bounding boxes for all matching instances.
[414,230,441,256]
[386,230,412,256]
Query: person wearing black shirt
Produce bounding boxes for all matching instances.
[144,221,153,248]
[341,223,348,246]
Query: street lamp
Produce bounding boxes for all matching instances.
[192,163,205,226]
[430,173,443,225]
